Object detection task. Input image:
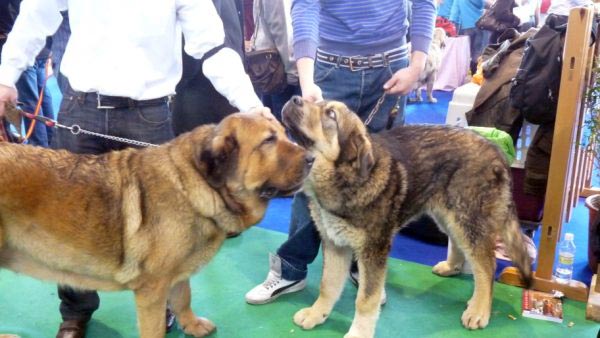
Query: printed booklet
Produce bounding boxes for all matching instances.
[521,289,564,323]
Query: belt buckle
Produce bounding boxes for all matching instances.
[96,93,115,109]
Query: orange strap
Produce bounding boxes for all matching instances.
[23,57,51,141]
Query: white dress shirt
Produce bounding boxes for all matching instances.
[0,0,262,111]
[547,0,592,16]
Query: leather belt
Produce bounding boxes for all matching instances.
[75,91,171,109]
[316,46,408,71]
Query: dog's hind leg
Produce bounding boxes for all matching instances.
[294,238,353,330]
[168,279,215,337]
[460,242,495,330]
[434,211,495,329]
[432,213,465,276]
[426,78,437,103]
[432,238,465,277]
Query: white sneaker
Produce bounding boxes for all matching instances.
[245,254,307,305]
[349,270,387,306]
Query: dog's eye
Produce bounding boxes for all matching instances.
[262,134,277,145]
[327,109,336,120]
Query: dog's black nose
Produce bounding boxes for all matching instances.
[291,95,303,106]
[305,154,315,168]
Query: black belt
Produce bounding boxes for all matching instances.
[316,46,408,71]
[75,91,171,109]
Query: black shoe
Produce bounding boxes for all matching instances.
[166,307,176,333]
[56,319,87,338]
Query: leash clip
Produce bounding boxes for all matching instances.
[70,124,81,135]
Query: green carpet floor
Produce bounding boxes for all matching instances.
[0,227,597,338]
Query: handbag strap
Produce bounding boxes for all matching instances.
[250,0,262,51]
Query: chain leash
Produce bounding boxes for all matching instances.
[15,108,158,148]
[65,124,158,147]
[363,93,387,126]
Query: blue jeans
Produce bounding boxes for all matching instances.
[16,58,56,147]
[460,27,486,75]
[277,54,409,281]
[52,85,174,321]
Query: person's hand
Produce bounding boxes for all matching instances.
[301,82,323,103]
[296,57,323,103]
[244,40,253,53]
[246,106,277,121]
[383,65,421,96]
[0,84,18,118]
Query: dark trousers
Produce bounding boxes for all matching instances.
[52,85,174,321]
[460,27,486,75]
[172,53,237,136]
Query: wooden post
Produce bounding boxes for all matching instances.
[586,265,600,321]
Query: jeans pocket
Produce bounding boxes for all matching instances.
[58,95,79,118]
[387,59,408,78]
[136,103,171,124]
[314,61,337,85]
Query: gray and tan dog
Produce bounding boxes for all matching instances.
[282,97,532,338]
[0,112,312,338]
[409,27,447,103]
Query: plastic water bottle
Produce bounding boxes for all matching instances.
[554,232,576,284]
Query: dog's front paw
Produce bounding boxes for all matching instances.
[181,316,216,337]
[427,97,438,103]
[461,303,490,329]
[293,306,328,329]
[432,261,461,277]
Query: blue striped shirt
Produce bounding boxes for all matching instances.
[292,0,436,59]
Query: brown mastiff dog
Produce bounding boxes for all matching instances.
[0,112,312,338]
[282,97,532,338]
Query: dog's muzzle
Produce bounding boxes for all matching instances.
[282,96,315,148]
[259,152,314,199]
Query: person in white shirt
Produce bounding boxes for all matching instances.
[547,0,592,16]
[513,0,540,31]
[0,1,269,337]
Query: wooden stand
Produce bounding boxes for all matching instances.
[498,7,596,302]
[586,267,600,321]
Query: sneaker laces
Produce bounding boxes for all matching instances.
[262,274,282,290]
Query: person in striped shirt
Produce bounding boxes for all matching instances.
[246,0,436,305]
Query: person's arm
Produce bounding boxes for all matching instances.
[176,0,263,113]
[296,57,322,102]
[384,0,435,95]
[292,0,322,102]
[0,0,65,117]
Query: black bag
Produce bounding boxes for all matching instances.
[244,0,287,95]
[245,48,287,95]
[509,15,567,125]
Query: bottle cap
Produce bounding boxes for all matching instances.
[564,233,574,241]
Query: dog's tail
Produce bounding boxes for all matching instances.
[501,212,534,289]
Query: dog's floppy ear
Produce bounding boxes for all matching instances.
[338,130,375,179]
[195,133,239,188]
